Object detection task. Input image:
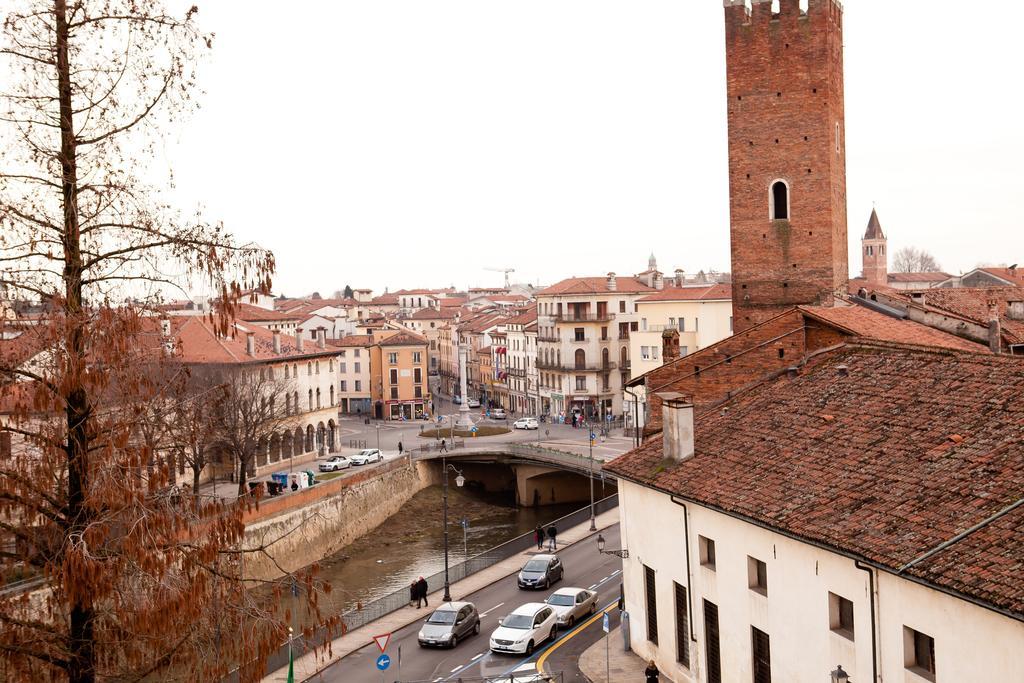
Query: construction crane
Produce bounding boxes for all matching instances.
[484,267,515,289]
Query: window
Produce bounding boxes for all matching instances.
[641,346,651,360]
[316,361,320,374]
[748,556,768,596]
[285,394,292,413]
[284,365,290,379]
[414,368,422,383]
[652,346,660,360]
[574,349,586,369]
[619,300,626,313]
[703,600,722,683]
[316,388,321,409]
[308,389,313,410]
[601,326,608,341]
[390,369,398,384]
[751,627,771,683]
[354,349,360,357]
[829,593,855,640]
[770,180,789,220]
[575,375,587,391]
[574,327,585,342]
[680,346,688,356]
[307,362,312,376]
[678,318,686,332]
[866,245,873,256]
[354,362,361,373]
[904,627,936,680]
[699,536,716,569]
[413,351,422,363]
[602,373,610,391]
[341,380,347,392]
[641,318,648,331]
[674,582,690,667]
[389,352,398,364]
[340,362,347,373]
[415,386,422,398]
[390,387,399,399]
[694,317,699,332]
[330,385,335,406]
[644,564,658,644]
[354,380,361,391]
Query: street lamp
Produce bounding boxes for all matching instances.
[442,457,465,602]
[829,665,851,683]
[597,533,629,559]
[375,422,380,452]
[587,426,596,531]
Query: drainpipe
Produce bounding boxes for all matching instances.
[624,386,641,449]
[670,497,697,642]
[855,560,879,683]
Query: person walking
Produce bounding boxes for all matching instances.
[645,660,660,682]
[410,581,418,608]
[398,440,404,455]
[415,576,429,608]
[546,524,557,551]
[534,524,544,550]
[571,413,577,429]
[440,438,447,453]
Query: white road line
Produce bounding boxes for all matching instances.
[471,652,485,661]
[601,576,608,581]
[450,665,462,673]
[588,584,597,590]
[611,569,621,576]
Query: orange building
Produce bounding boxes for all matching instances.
[369,330,431,420]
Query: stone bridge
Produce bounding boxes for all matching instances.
[413,443,618,507]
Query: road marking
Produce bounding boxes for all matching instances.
[513,662,537,672]
[535,602,618,675]
[480,602,504,617]
[450,665,462,672]
[471,652,485,661]
[600,576,608,581]
[588,584,597,590]
[611,569,621,576]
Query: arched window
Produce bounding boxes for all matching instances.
[308,389,313,410]
[307,362,312,376]
[770,180,789,220]
[284,365,289,379]
[316,388,321,409]
[285,394,291,413]
[602,348,610,369]
[574,349,586,370]
[330,385,335,406]
[620,347,628,366]
[316,361,320,375]
[293,391,299,414]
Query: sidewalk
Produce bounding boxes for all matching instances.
[579,626,662,683]
[261,507,621,683]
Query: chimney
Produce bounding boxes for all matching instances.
[658,392,694,463]
[159,317,171,336]
[606,273,617,291]
[987,300,1001,354]
[674,269,685,288]
[661,327,681,362]
[654,272,664,290]
[317,326,326,349]
[272,330,282,354]
[296,328,304,353]
[1007,300,1024,321]
[245,331,255,356]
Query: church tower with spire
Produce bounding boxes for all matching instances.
[861,208,887,286]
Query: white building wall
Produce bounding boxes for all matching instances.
[617,479,1024,683]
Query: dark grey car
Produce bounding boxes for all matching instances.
[517,554,563,590]
[417,602,481,648]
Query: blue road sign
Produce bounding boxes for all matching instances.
[602,612,610,633]
[590,432,596,441]
[376,654,391,671]
[471,425,478,433]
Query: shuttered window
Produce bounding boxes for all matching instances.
[752,626,772,683]
[644,564,658,645]
[704,600,722,683]
[674,582,690,667]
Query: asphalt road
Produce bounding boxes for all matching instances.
[316,525,624,683]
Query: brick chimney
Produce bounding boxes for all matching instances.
[296,328,304,353]
[606,272,617,291]
[658,392,694,463]
[245,331,255,356]
[988,300,1001,354]
[1007,300,1024,321]
[272,330,282,354]
[317,326,327,349]
[674,269,685,288]
[661,327,681,362]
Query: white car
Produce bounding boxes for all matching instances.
[467,398,481,408]
[489,603,558,656]
[491,408,506,419]
[318,455,351,472]
[513,417,539,430]
[349,448,383,465]
[545,587,598,629]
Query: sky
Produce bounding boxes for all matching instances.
[162,1,1024,297]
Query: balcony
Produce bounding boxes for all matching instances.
[536,360,618,373]
[548,312,615,323]
[537,334,561,343]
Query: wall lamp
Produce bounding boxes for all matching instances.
[597,533,629,559]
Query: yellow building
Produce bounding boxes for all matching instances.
[369,330,431,420]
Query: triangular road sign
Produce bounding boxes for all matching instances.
[373,633,391,653]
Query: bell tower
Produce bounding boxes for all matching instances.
[724,0,849,333]
[861,208,888,286]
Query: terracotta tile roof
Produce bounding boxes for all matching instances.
[170,317,334,363]
[327,335,376,348]
[637,284,732,303]
[800,305,986,353]
[889,288,1024,345]
[0,325,49,368]
[370,294,399,305]
[376,331,427,347]
[235,303,300,322]
[887,271,951,283]
[439,298,468,308]
[506,307,538,326]
[538,276,655,296]
[606,342,1024,618]
[410,307,457,320]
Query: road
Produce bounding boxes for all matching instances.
[315,525,624,683]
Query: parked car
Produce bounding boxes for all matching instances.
[491,408,507,419]
[452,395,463,405]
[489,603,558,655]
[349,448,383,465]
[418,601,481,648]
[518,553,563,590]
[544,587,598,628]
[513,417,539,430]
[467,398,481,408]
[318,455,352,472]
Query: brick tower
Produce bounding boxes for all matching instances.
[724,0,849,333]
[861,208,888,286]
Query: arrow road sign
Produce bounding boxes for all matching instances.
[373,633,391,653]
[590,431,596,440]
[602,612,610,633]
[376,654,391,671]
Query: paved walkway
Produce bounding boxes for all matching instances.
[579,626,662,683]
[261,507,621,683]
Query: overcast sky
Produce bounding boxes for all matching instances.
[164,1,1024,296]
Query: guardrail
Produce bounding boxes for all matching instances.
[404,674,562,683]
[226,494,619,682]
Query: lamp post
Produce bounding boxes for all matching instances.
[588,426,596,531]
[829,665,851,683]
[597,533,629,558]
[442,457,465,602]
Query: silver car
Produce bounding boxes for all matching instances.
[417,601,480,648]
[545,587,598,628]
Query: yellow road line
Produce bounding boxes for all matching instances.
[536,604,616,674]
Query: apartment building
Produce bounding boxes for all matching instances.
[629,284,733,380]
[370,330,430,420]
[332,335,373,415]
[535,274,654,419]
[505,307,538,415]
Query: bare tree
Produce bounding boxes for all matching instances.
[0,2,327,681]
[893,246,942,273]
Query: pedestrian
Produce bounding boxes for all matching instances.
[645,659,660,682]
[398,440,404,455]
[571,413,577,429]
[546,524,557,551]
[440,439,447,453]
[410,581,417,608]
[415,576,429,608]
[534,524,544,550]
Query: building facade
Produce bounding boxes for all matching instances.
[370,330,431,420]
